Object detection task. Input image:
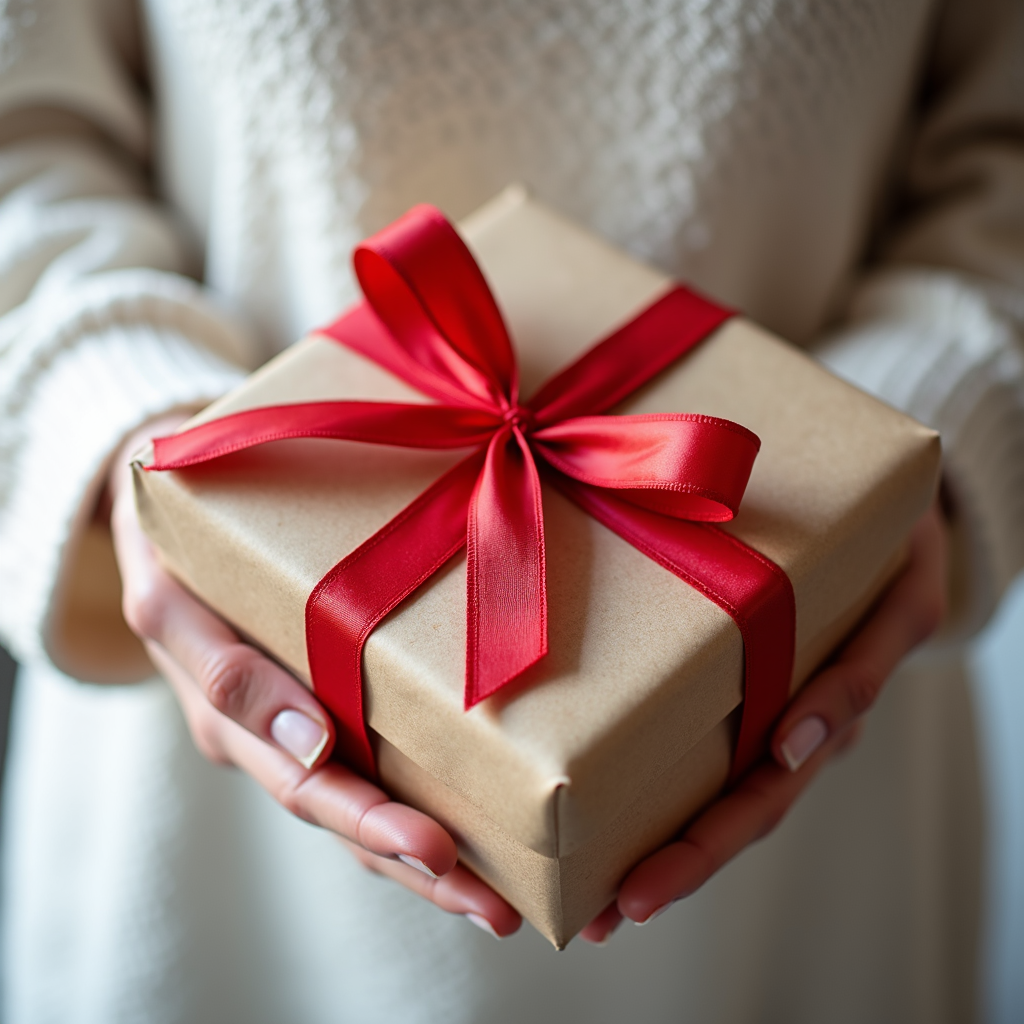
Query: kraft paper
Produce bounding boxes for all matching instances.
[134,187,940,946]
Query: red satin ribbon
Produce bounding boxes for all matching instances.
[151,205,795,783]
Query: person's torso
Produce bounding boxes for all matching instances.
[142,0,937,356]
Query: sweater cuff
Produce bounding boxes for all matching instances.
[0,323,245,671]
[816,268,1024,637]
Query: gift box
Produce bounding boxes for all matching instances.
[134,187,940,947]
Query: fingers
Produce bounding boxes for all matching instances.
[114,490,335,770]
[150,642,462,877]
[579,900,624,945]
[146,642,234,765]
[617,729,844,924]
[107,415,521,923]
[770,502,946,772]
[616,504,946,927]
[341,840,522,939]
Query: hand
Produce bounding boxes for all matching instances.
[106,414,521,939]
[580,500,948,944]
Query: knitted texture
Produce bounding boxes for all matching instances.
[161,0,931,346]
[0,0,1022,667]
[0,2,1022,1022]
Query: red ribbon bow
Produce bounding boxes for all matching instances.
[151,205,795,781]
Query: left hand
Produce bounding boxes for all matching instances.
[108,415,522,940]
[580,499,948,944]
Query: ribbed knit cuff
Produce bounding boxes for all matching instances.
[0,324,245,666]
[816,268,1024,637]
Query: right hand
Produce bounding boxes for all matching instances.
[106,413,521,939]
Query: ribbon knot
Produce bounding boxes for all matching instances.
[150,203,794,782]
[503,405,535,432]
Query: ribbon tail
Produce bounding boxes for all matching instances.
[555,477,795,781]
[306,453,483,776]
[465,427,548,707]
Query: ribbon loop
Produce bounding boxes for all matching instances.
[533,413,760,522]
[152,401,504,469]
[353,205,518,409]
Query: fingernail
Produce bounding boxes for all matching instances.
[635,901,674,926]
[397,854,438,879]
[780,715,828,772]
[271,709,330,769]
[466,913,502,939]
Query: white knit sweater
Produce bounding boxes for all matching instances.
[1,0,1023,672]
[1,4,1021,1022]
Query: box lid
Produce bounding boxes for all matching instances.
[136,188,940,858]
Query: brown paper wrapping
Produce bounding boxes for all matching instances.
[134,188,940,947]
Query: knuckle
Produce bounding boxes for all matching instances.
[838,720,866,755]
[201,649,256,718]
[271,775,316,825]
[682,838,716,882]
[843,664,881,719]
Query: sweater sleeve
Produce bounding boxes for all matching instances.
[815,0,1024,638]
[0,0,250,677]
